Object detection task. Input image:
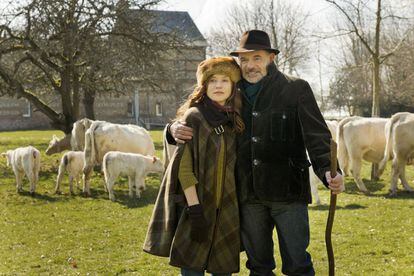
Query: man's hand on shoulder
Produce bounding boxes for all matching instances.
[170,121,193,144]
[325,171,345,195]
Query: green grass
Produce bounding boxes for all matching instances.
[1,130,413,275]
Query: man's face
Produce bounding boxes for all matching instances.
[238,50,275,83]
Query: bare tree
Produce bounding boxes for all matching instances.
[328,34,373,116]
[381,26,414,115]
[0,0,180,133]
[325,0,413,117]
[206,0,310,75]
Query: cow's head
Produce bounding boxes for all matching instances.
[151,156,165,174]
[45,134,71,155]
[1,151,12,167]
[45,135,61,155]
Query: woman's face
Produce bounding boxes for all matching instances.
[206,74,232,106]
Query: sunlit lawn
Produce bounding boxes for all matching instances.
[0,130,413,275]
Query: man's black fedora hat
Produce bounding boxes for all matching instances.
[230,30,280,56]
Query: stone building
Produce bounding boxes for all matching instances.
[0,10,207,131]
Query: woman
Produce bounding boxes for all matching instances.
[143,56,244,275]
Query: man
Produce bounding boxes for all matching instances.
[168,30,344,276]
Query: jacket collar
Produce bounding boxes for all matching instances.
[265,62,279,79]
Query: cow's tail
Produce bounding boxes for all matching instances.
[102,154,108,182]
[337,117,358,175]
[83,124,97,174]
[29,147,41,184]
[102,154,111,191]
[378,115,399,175]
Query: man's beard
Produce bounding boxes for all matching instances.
[244,70,263,83]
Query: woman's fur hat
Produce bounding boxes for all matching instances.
[196,56,241,87]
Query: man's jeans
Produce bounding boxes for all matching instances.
[240,201,315,276]
[180,268,231,276]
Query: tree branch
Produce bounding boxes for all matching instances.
[379,29,413,63]
[24,52,61,90]
[24,37,63,73]
[325,0,375,56]
[0,64,63,126]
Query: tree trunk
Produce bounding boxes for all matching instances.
[72,70,80,120]
[83,88,96,120]
[59,21,77,133]
[371,0,382,117]
[370,0,382,179]
[371,58,381,117]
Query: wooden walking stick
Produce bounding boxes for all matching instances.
[325,139,338,276]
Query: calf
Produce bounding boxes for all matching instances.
[55,151,85,195]
[102,151,164,201]
[1,146,41,195]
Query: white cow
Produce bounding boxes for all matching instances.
[337,116,388,193]
[83,121,156,196]
[378,112,414,195]
[1,146,41,195]
[309,120,339,205]
[55,151,85,195]
[102,151,164,201]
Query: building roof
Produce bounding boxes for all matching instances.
[125,10,207,46]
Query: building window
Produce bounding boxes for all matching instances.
[127,101,134,117]
[22,100,31,117]
[155,102,162,117]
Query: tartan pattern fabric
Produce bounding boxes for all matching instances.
[144,107,240,274]
[142,143,184,257]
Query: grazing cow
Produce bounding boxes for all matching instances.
[337,116,388,193]
[55,151,85,195]
[102,151,164,201]
[378,112,414,195]
[1,146,41,195]
[309,119,339,205]
[45,134,72,155]
[83,121,156,196]
[162,124,177,169]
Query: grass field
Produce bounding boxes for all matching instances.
[0,130,413,275]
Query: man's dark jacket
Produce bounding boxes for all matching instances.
[237,63,335,204]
